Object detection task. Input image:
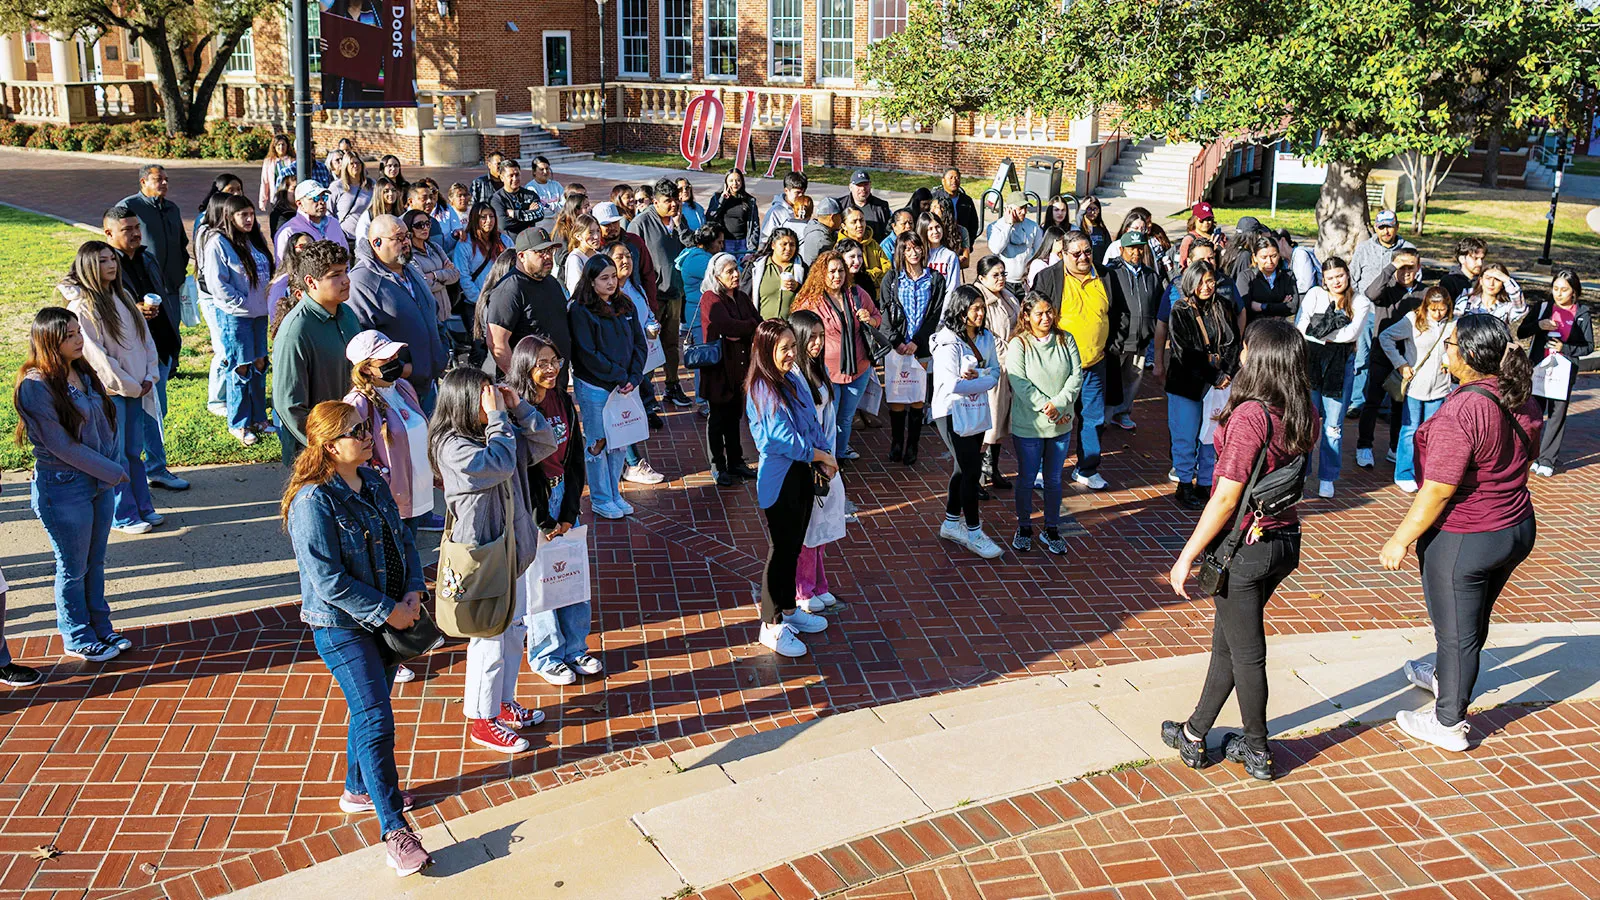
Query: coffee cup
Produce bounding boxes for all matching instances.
[142,293,162,309]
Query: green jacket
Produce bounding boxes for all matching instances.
[1006,332,1084,439]
[271,298,362,447]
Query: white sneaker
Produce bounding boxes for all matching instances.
[1072,471,1109,490]
[966,529,1004,559]
[569,654,604,676]
[1318,480,1335,499]
[207,402,227,417]
[1403,659,1438,695]
[1385,448,1398,463]
[230,427,258,446]
[1395,707,1469,752]
[796,595,828,613]
[616,498,636,515]
[112,521,154,535]
[938,519,970,548]
[592,502,627,520]
[623,462,666,485]
[537,661,578,685]
[815,592,841,608]
[393,665,416,684]
[782,607,829,634]
[1395,479,1419,494]
[1531,463,1555,478]
[759,621,808,657]
[1167,468,1180,484]
[1356,448,1375,469]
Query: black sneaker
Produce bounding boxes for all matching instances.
[1161,720,1209,769]
[1040,528,1067,555]
[0,663,42,688]
[1222,732,1274,781]
[647,411,664,431]
[1012,528,1032,552]
[665,384,694,407]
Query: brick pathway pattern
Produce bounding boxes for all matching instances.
[700,699,1600,900]
[0,376,1596,900]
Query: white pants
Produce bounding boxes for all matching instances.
[463,573,529,720]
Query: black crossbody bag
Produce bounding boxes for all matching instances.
[1457,384,1534,456]
[1196,402,1308,596]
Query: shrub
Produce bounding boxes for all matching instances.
[0,121,34,146]
[231,130,271,160]
[76,123,112,153]
[105,123,136,150]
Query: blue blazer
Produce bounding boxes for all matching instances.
[746,369,831,508]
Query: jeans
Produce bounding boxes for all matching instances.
[1419,518,1537,726]
[1105,349,1146,420]
[1395,396,1445,483]
[218,312,268,431]
[934,417,985,528]
[573,378,628,512]
[1311,389,1347,483]
[796,544,829,600]
[526,481,593,673]
[200,295,227,410]
[760,460,814,623]
[144,356,177,475]
[1073,360,1106,476]
[1013,433,1070,529]
[1167,393,1217,486]
[1186,532,1302,752]
[32,468,116,653]
[312,626,408,837]
[109,395,156,528]
[465,570,528,719]
[834,367,872,456]
[1344,317,1376,412]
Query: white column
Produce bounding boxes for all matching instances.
[0,35,18,81]
[47,34,74,82]
[1067,107,1099,147]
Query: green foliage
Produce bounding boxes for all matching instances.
[0,120,272,159]
[230,130,272,161]
[0,121,33,146]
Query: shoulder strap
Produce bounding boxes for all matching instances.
[1224,400,1273,537]
[1458,384,1533,455]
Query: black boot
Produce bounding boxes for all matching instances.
[904,412,923,466]
[982,444,1012,489]
[889,410,906,463]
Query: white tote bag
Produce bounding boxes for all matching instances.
[1199,385,1231,445]
[524,525,592,614]
[951,391,992,437]
[884,351,926,404]
[803,474,847,547]
[603,387,650,448]
[644,335,666,373]
[1532,352,1573,401]
[859,370,885,416]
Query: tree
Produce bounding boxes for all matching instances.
[0,0,276,136]
[863,0,1600,261]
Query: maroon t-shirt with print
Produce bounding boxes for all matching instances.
[1415,377,1540,533]
[535,389,571,480]
[1212,400,1303,531]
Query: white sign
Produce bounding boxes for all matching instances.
[1272,140,1327,217]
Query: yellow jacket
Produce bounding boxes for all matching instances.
[1057,273,1109,368]
[861,238,891,288]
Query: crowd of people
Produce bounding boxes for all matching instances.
[0,146,1589,876]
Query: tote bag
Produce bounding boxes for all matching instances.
[951,391,992,437]
[1532,353,1573,401]
[884,351,927,404]
[525,525,592,614]
[859,371,885,416]
[435,482,518,639]
[804,473,847,547]
[644,334,666,373]
[1199,385,1231,445]
[603,387,650,448]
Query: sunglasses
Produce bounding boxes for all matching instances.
[1066,249,1093,258]
[339,422,372,441]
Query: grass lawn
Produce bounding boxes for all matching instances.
[1566,157,1600,178]
[598,150,940,194]
[1204,183,1600,277]
[0,205,282,471]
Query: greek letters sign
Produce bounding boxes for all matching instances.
[319,0,417,110]
[678,90,806,176]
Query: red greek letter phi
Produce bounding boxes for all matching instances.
[679,90,726,171]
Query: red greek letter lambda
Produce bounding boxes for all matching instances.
[763,97,806,180]
[679,90,725,171]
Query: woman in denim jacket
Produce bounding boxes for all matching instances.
[282,400,432,877]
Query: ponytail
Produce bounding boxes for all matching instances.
[1496,344,1533,409]
[1453,313,1533,408]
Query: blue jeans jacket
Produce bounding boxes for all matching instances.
[287,468,427,630]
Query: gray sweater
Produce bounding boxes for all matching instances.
[435,402,557,574]
[627,210,693,302]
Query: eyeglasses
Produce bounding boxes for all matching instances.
[534,356,564,370]
[1443,339,1458,348]
[1066,249,1093,258]
[339,422,372,441]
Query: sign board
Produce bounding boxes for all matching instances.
[1271,139,1326,216]
[319,0,416,110]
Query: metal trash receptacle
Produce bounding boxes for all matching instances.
[1025,155,1064,203]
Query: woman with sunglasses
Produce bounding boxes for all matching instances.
[282,400,432,877]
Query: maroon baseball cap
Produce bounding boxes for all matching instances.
[1192,201,1215,220]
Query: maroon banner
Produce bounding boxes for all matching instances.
[319,0,415,110]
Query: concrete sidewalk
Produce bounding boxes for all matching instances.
[222,620,1600,900]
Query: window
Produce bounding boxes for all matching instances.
[662,0,692,79]
[818,0,854,83]
[284,18,322,74]
[619,0,649,77]
[706,0,737,79]
[224,28,255,74]
[769,0,802,80]
[23,40,36,62]
[869,0,907,40]
[127,37,140,61]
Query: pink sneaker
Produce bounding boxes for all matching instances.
[384,828,432,877]
[340,789,416,813]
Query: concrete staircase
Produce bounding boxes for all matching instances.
[1094,138,1203,208]
[518,127,593,166]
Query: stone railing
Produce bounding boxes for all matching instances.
[235,83,295,130]
[0,80,161,125]
[416,89,496,131]
[835,91,935,137]
[970,110,1064,144]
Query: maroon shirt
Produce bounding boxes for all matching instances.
[1213,401,1302,532]
[535,389,571,480]
[1415,377,1540,533]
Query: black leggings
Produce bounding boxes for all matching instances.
[1537,396,1569,468]
[707,398,746,471]
[1187,533,1302,752]
[1419,517,1537,726]
[759,460,815,624]
[934,416,984,528]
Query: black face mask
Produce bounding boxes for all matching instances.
[378,348,410,382]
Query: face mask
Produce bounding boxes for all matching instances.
[378,347,410,382]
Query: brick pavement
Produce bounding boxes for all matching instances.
[0,364,1595,900]
[697,698,1600,900]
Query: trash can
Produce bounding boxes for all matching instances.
[1025,155,1064,203]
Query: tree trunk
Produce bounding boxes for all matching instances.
[1480,121,1503,189]
[1314,159,1371,262]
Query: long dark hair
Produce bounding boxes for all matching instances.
[506,332,558,399]
[14,306,117,445]
[63,240,146,347]
[216,193,272,286]
[745,319,801,412]
[428,367,493,477]
[1453,313,1534,408]
[1320,256,1352,315]
[1218,318,1315,455]
[570,251,629,318]
[974,254,1006,286]
[1178,260,1221,310]
[472,247,520,342]
[942,285,989,355]
[892,232,927,274]
[787,309,831,405]
[1013,290,1068,347]
[915,211,951,252]
[197,173,243,215]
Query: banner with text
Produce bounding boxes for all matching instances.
[319,0,416,110]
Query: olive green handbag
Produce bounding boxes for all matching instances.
[434,481,518,639]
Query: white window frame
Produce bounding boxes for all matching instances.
[704,0,738,81]
[660,0,693,80]
[126,37,141,62]
[618,0,650,78]
[768,0,803,83]
[23,39,36,62]
[282,18,322,74]
[542,30,571,86]
[868,0,906,41]
[224,28,255,75]
[816,0,855,85]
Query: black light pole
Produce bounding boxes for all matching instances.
[596,0,607,157]
[291,0,313,179]
[1538,127,1569,266]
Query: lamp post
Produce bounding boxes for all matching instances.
[595,0,607,157]
[291,0,313,179]
[1537,126,1569,267]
